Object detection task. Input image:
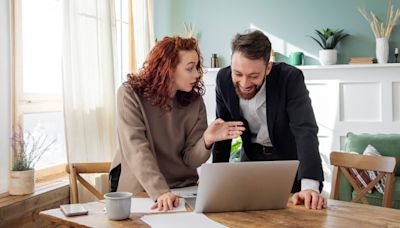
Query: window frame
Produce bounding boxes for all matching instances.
[12,0,66,181]
[0,0,12,195]
[7,0,129,188]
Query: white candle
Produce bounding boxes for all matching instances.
[396,48,399,54]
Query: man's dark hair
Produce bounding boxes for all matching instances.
[231,30,271,63]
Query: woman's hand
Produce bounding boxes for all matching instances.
[203,118,245,148]
[151,191,180,211]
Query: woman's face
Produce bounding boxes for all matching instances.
[171,50,200,95]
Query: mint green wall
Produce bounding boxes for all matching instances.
[154,0,400,67]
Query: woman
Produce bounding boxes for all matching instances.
[109,36,245,211]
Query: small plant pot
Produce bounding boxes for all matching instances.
[319,49,337,65]
[9,170,35,195]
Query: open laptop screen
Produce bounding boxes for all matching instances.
[192,161,299,213]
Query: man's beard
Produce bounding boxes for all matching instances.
[234,83,261,100]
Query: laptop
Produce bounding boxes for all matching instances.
[185,160,299,213]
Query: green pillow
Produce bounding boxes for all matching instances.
[345,132,400,175]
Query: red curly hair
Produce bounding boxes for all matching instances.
[125,36,204,112]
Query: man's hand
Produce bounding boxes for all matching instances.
[292,189,327,210]
[151,191,180,211]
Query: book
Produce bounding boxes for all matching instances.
[349,57,376,64]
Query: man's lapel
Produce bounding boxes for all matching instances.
[226,76,241,120]
[266,71,278,144]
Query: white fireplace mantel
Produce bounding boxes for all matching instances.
[203,64,400,194]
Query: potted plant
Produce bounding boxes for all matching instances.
[9,126,56,195]
[308,28,349,65]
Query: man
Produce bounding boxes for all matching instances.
[212,30,326,210]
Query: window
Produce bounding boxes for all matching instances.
[12,0,129,178]
[115,0,130,84]
[15,0,67,171]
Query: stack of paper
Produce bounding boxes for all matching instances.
[131,197,226,227]
[130,198,187,213]
[141,212,226,228]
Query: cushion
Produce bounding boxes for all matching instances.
[362,145,386,194]
[345,132,400,175]
[348,167,372,193]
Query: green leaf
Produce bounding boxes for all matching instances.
[308,35,325,49]
[315,30,327,48]
[326,35,335,49]
[309,28,349,49]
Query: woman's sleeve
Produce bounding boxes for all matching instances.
[181,98,211,168]
[117,86,169,200]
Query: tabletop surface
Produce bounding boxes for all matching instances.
[39,198,400,228]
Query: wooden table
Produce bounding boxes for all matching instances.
[39,199,400,227]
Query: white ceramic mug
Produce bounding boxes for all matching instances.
[104,192,132,220]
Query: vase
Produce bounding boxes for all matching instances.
[376,37,389,64]
[9,169,35,195]
[319,49,337,65]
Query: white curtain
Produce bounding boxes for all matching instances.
[131,0,155,70]
[62,0,117,201]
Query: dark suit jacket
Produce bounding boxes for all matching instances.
[212,62,324,192]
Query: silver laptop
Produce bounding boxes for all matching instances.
[187,160,299,213]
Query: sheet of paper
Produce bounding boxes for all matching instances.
[130,198,187,213]
[171,186,198,198]
[141,212,226,228]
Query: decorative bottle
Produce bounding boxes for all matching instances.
[211,53,219,68]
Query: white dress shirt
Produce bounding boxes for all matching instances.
[239,79,320,192]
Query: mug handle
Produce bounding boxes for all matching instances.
[301,53,305,65]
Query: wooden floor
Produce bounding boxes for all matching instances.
[0,179,70,228]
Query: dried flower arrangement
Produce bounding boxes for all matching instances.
[359,0,400,38]
[184,22,195,38]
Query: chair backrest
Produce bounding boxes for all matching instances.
[345,132,400,175]
[66,162,111,204]
[330,151,396,208]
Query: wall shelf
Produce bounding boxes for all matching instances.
[205,63,400,72]
[298,63,400,70]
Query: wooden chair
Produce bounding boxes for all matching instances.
[66,162,111,204]
[330,151,396,208]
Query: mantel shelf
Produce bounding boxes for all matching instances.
[298,63,400,70]
[206,63,400,71]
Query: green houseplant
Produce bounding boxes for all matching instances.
[9,126,56,195]
[308,28,349,65]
